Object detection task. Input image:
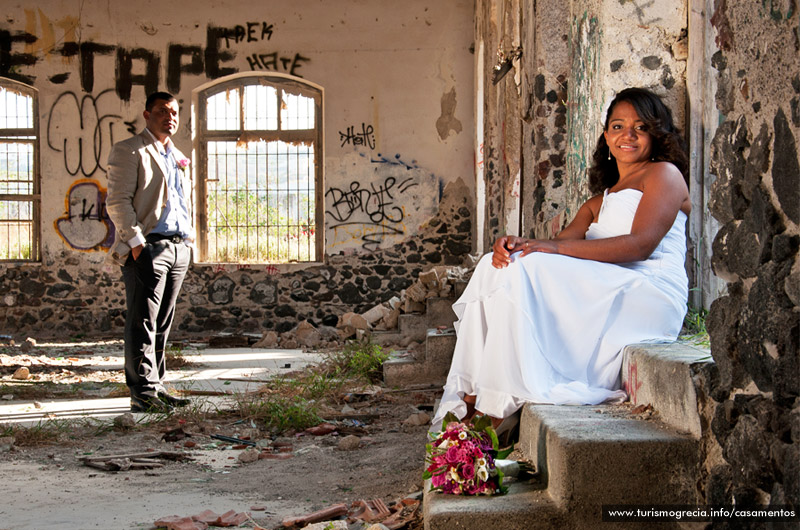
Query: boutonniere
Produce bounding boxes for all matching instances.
[177,158,190,175]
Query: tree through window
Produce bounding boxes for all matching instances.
[0,78,40,261]
[194,73,323,263]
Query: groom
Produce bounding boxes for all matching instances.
[106,91,194,413]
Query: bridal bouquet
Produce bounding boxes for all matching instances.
[423,413,511,496]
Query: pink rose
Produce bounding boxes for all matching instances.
[462,463,475,479]
[445,445,460,463]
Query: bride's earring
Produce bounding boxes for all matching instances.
[608,149,612,161]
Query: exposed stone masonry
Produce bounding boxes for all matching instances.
[0,179,473,341]
[705,1,800,511]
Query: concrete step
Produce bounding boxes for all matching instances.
[621,342,712,438]
[383,328,456,387]
[517,404,699,508]
[425,297,457,328]
[424,481,568,530]
[398,313,428,342]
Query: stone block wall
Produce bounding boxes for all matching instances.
[705,0,800,509]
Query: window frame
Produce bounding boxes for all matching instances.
[0,77,40,262]
[193,72,324,264]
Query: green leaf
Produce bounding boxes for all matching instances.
[442,411,459,429]
[422,470,432,480]
[472,414,491,432]
[487,426,500,449]
[495,468,507,495]
[496,447,513,460]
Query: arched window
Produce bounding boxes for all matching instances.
[0,78,39,261]
[193,73,323,263]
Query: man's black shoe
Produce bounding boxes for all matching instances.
[157,391,191,408]
[130,394,174,413]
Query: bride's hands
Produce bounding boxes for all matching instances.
[491,235,526,268]
[491,236,559,268]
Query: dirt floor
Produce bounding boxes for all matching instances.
[0,340,432,530]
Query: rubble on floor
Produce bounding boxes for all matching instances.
[246,263,474,351]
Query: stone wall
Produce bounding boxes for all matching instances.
[0,0,475,340]
[705,0,800,509]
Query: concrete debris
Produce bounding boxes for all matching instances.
[293,321,322,347]
[112,412,136,430]
[340,312,370,330]
[19,337,36,353]
[387,296,401,310]
[11,366,30,380]
[1,394,13,400]
[365,525,390,530]
[403,298,425,314]
[361,304,391,325]
[404,282,427,303]
[402,412,431,427]
[336,435,361,451]
[237,447,260,464]
[252,330,279,348]
[281,338,300,349]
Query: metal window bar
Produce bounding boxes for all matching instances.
[199,77,321,264]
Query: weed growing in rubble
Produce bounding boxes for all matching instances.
[680,304,710,349]
[325,337,389,383]
[165,343,193,369]
[233,394,321,432]
[2,417,113,446]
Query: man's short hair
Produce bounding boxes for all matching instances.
[145,91,176,112]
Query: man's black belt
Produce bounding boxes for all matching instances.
[146,233,184,244]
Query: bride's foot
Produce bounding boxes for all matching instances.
[490,411,521,446]
[463,394,477,422]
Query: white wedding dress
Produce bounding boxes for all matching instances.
[432,188,688,428]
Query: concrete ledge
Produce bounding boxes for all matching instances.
[519,405,699,508]
[621,342,713,438]
[424,480,567,530]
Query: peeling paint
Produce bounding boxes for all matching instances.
[435,87,463,140]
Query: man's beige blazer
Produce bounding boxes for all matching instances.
[105,130,192,266]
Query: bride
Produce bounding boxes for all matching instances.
[431,87,691,432]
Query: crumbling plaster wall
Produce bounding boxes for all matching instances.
[704,0,800,509]
[477,0,687,244]
[0,0,475,339]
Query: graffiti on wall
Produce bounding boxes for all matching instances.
[245,52,310,76]
[326,174,418,251]
[339,123,376,149]
[46,89,133,177]
[54,179,114,251]
[1,19,311,98]
[617,0,662,25]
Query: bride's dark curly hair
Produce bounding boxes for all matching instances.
[588,87,688,195]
